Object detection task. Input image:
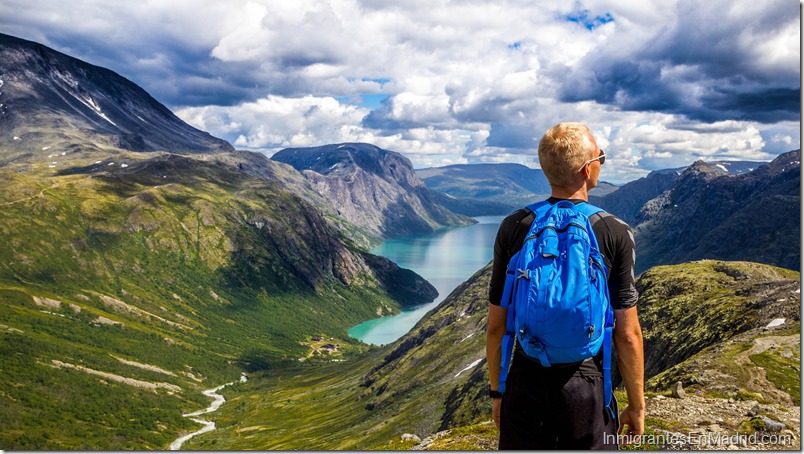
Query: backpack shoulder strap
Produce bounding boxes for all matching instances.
[574,201,605,219]
[525,200,551,219]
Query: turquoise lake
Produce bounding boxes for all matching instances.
[348,215,505,345]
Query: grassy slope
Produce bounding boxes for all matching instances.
[181,260,800,450]
[0,153,415,449]
[182,264,495,450]
[637,260,800,383]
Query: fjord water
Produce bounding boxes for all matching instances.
[348,215,505,345]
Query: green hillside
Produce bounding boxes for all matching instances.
[0,151,434,450]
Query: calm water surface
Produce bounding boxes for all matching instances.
[348,215,504,345]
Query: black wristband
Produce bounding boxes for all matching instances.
[488,385,504,399]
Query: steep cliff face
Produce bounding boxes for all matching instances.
[633,151,800,274]
[0,32,233,167]
[272,143,474,240]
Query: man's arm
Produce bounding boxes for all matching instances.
[486,303,507,428]
[613,305,644,437]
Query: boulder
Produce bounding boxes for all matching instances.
[758,416,786,433]
[401,433,421,442]
[671,381,686,399]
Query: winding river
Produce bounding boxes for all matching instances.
[348,215,504,345]
[169,374,247,450]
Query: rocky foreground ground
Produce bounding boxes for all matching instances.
[407,393,800,451]
[644,394,799,450]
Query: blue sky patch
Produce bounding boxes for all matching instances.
[565,9,614,30]
[337,93,390,109]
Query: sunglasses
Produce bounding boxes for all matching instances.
[578,149,605,173]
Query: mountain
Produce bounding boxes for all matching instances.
[664,160,770,177]
[427,189,514,216]
[591,159,774,224]
[0,33,233,169]
[0,34,438,449]
[416,163,552,200]
[591,170,680,224]
[181,260,800,450]
[637,261,800,400]
[272,143,474,241]
[633,151,800,274]
[415,163,549,211]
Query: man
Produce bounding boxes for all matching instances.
[486,122,644,449]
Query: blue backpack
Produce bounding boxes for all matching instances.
[498,200,615,416]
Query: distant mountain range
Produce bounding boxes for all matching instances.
[272,143,474,242]
[416,162,618,214]
[631,151,800,273]
[416,155,800,274]
[417,159,777,219]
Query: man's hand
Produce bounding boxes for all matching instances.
[492,397,502,429]
[618,404,645,444]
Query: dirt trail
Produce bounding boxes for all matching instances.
[734,334,799,405]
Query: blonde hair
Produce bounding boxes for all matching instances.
[537,122,596,187]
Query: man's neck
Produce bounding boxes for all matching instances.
[550,185,589,201]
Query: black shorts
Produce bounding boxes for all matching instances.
[499,353,619,450]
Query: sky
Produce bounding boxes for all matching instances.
[0,0,800,183]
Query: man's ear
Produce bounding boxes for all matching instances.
[579,163,591,179]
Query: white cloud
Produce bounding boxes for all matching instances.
[1,0,799,184]
[177,95,369,150]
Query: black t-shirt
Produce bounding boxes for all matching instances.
[489,198,639,309]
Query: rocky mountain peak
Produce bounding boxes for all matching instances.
[683,159,720,179]
[0,32,233,165]
[633,149,800,273]
[753,149,801,177]
[272,143,472,240]
[273,142,422,190]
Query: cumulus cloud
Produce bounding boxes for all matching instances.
[1,0,799,183]
[561,0,800,124]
